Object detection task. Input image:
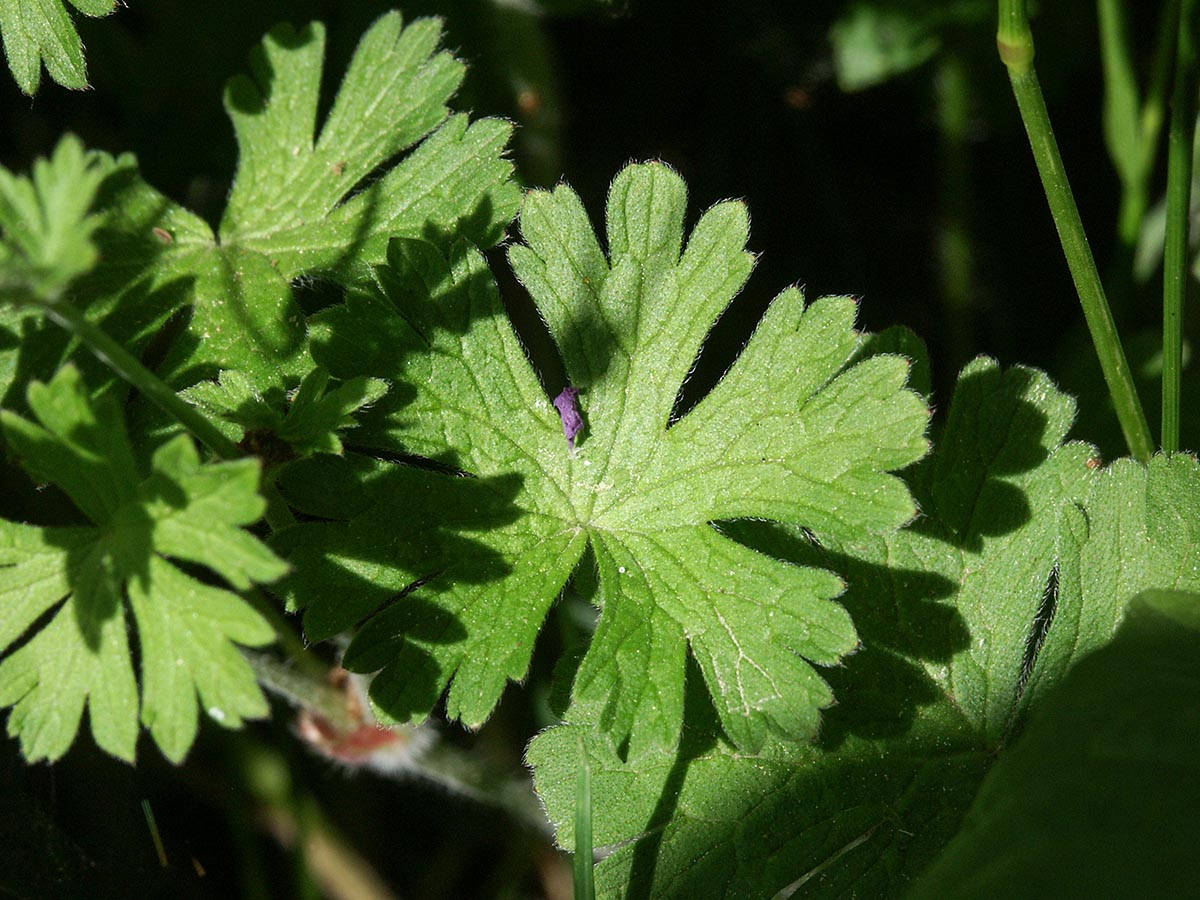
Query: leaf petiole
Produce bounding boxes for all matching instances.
[41,298,243,460]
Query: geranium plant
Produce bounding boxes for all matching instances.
[1,1,1197,898]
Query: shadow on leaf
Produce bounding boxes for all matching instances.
[271,455,526,641]
[717,361,1062,745]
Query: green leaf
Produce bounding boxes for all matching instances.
[529,702,988,900]
[221,16,517,269]
[0,0,116,94]
[275,162,931,753]
[529,357,1088,868]
[170,13,514,391]
[0,527,137,764]
[0,365,284,763]
[907,589,1200,899]
[0,134,108,304]
[1097,0,1150,194]
[531,363,1200,898]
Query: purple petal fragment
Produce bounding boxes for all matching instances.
[553,386,584,452]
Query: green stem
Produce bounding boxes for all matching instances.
[997,0,1155,461]
[417,741,551,834]
[1162,0,1199,451]
[1144,0,1183,154]
[997,0,1034,70]
[41,299,243,460]
[246,650,550,832]
[243,589,326,680]
[263,476,299,530]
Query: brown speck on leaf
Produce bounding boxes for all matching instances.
[1086,455,1103,469]
[152,226,173,244]
[332,160,346,176]
[784,86,812,110]
[516,89,542,117]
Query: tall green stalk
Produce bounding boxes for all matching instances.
[1162,0,1198,452]
[997,0,1155,462]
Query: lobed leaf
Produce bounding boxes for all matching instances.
[1021,452,1200,713]
[276,162,931,753]
[181,366,389,458]
[0,365,285,763]
[908,589,1200,899]
[0,526,137,763]
[221,17,516,270]
[0,134,109,305]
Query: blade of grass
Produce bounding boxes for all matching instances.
[1098,0,1149,248]
[1162,0,1198,452]
[141,799,168,868]
[997,0,1156,461]
[573,737,595,900]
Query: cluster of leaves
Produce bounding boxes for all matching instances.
[2,7,1199,900]
[0,9,519,761]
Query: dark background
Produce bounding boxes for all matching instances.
[0,1,1189,898]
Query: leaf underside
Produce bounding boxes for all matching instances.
[907,588,1200,899]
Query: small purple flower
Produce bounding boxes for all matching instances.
[553,386,584,453]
